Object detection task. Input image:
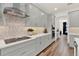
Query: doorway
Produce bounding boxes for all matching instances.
[59,20,68,40]
[63,22,67,35]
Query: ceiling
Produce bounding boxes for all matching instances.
[37,3,79,13]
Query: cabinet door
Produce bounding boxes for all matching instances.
[20,38,38,56]
[35,37,42,54]
[40,36,47,50]
[39,35,50,51]
[41,34,52,48]
[1,39,36,56]
[47,33,53,44]
[34,37,47,54]
[35,34,52,55]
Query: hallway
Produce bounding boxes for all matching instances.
[38,35,74,56]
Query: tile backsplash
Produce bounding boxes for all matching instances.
[0,15,27,39]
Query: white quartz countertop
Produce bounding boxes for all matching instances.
[0,33,51,49]
[69,27,79,35]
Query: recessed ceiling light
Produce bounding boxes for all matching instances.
[41,12,44,15]
[54,8,58,11]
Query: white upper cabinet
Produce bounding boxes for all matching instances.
[13,3,20,9]
[69,11,79,27]
[0,4,3,25]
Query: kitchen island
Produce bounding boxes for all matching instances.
[0,33,54,56]
[69,27,79,47]
[74,38,79,56]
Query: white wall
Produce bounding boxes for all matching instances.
[55,11,69,41]
[55,11,69,33]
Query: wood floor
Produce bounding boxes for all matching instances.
[38,35,74,56]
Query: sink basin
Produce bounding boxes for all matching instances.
[4,36,31,44]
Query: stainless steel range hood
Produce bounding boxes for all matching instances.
[3,7,29,18]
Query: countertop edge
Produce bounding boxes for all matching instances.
[0,33,51,49]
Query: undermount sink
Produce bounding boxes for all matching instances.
[4,36,31,44]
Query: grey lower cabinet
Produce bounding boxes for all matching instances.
[0,34,53,56]
[1,39,37,56]
[35,34,53,55]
